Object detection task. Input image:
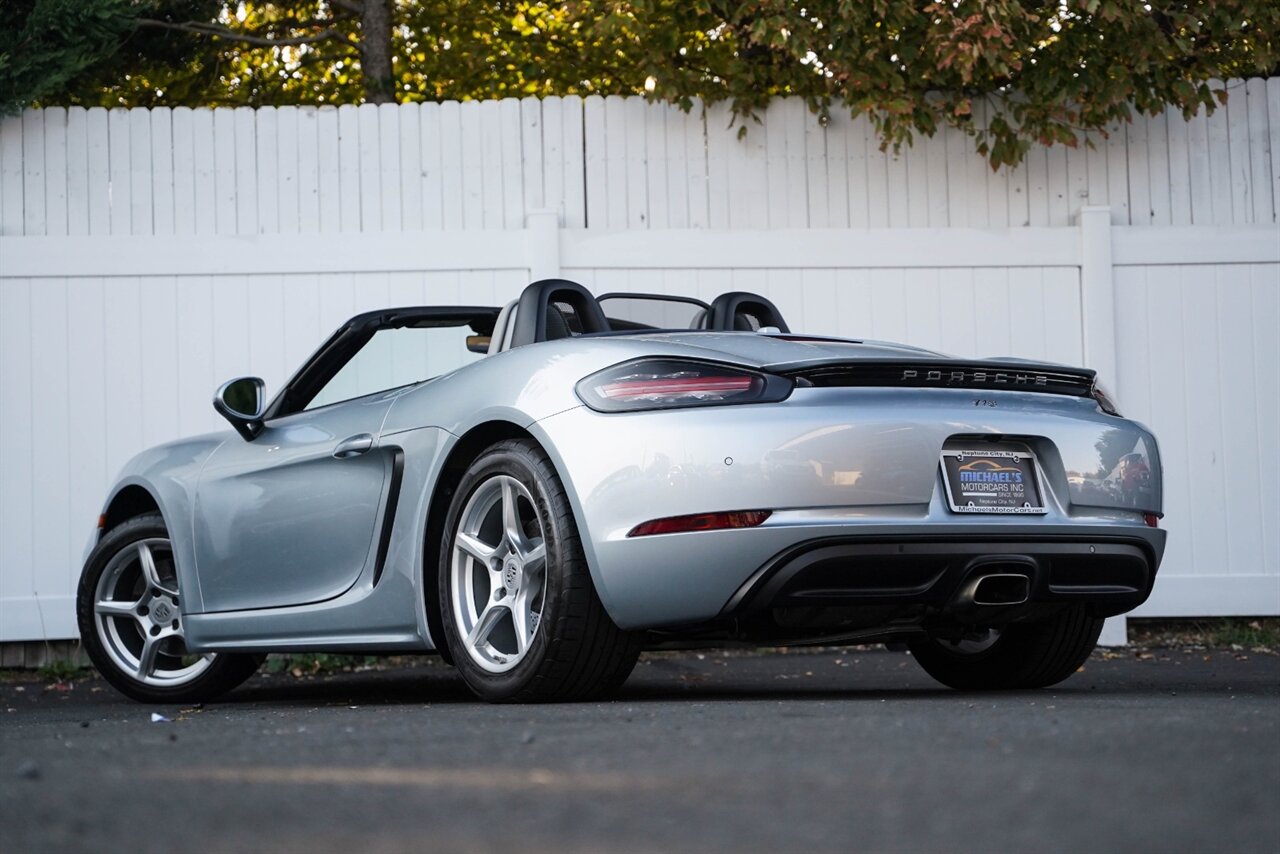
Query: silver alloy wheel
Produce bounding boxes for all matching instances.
[450,474,548,673]
[93,537,214,687]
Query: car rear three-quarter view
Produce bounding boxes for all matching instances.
[76,280,1164,704]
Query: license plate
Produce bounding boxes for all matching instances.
[940,450,1046,514]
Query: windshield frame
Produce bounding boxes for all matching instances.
[262,306,500,421]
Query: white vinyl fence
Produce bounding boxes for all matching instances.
[1,86,1278,650]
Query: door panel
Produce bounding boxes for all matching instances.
[194,396,394,612]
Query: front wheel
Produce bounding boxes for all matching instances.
[76,513,263,703]
[908,605,1104,690]
[439,439,640,702]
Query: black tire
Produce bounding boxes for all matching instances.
[438,439,640,702]
[908,605,1104,690]
[76,512,263,704]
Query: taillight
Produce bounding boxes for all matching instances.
[1091,382,1122,416]
[576,359,792,413]
[628,510,772,537]
[1144,513,1160,528]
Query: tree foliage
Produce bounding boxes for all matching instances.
[5,1,1278,168]
[686,1,1280,167]
[0,0,178,113]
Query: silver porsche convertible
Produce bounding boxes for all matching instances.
[77,280,1165,703]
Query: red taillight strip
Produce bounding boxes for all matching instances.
[1143,514,1160,528]
[627,510,772,537]
[600,376,755,400]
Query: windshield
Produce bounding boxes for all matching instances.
[306,322,485,410]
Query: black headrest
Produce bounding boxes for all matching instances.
[509,279,610,347]
[707,292,790,333]
[544,305,572,340]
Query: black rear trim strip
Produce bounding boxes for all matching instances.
[783,360,1095,397]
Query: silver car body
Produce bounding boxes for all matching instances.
[92,315,1165,654]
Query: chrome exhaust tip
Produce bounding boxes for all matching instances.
[958,573,1031,607]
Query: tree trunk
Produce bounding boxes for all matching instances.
[360,0,394,104]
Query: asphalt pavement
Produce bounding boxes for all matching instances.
[2,647,1277,854]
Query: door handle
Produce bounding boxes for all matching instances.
[333,433,375,459]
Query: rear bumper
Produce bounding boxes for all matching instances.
[543,513,1166,630]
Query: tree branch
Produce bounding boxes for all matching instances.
[136,19,357,50]
[328,0,365,14]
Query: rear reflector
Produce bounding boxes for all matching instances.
[1143,513,1160,528]
[628,510,772,537]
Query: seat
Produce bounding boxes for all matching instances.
[707,292,790,333]
[544,305,573,340]
[507,279,610,348]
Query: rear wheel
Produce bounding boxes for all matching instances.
[76,513,262,703]
[439,439,640,702]
[908,605,1103,690]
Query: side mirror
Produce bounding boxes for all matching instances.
[213,377,265,441]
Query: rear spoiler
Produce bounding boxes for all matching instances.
[771,359,1096,397]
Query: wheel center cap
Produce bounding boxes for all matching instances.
[150,599,174,625]
[502,557,522,592]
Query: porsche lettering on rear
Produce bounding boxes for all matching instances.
[902,368,1050,386]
